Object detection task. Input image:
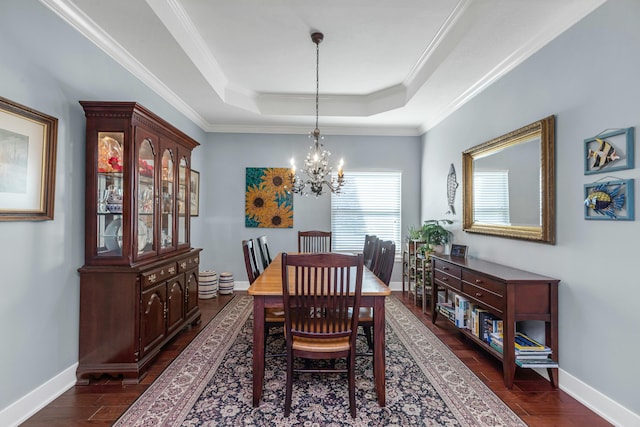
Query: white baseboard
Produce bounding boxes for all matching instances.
[0,363,77,427]
[559,369,639,427]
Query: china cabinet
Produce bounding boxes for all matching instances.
[77,102,201,384]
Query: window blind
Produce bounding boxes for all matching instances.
[473,170,510,224]
[331,171,401,254]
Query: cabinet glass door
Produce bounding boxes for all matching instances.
[96,132,124,257]
[177,157,187,245]
[137,138,155,256]
[161,148,174,250]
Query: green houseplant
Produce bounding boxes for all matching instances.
[420,219,453,252]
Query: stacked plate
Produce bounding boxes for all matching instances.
[218,272,235,295]
[198,270,218,299]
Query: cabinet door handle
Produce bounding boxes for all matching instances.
[475,292,483,297]
[475,279,483,284]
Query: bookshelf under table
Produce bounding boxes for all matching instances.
[430,254,560,389]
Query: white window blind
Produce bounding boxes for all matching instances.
[473,170,510,224]
[331,171,401,254]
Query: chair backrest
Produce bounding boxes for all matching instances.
[281,252,364,342]
[368,236,381,271]
[256,235,272,269]
[362,234,376,269]
[242,239,261,284]
[298,230,332,253]
[373,240,396,285]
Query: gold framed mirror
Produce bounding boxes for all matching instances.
[462,115,555,244]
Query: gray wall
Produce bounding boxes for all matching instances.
[0,0,204,419]
[421,0,639,419]
[191,132,422,287]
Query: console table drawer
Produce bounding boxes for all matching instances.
[433,270,462,291]
[142,262,177,288]
[462,270,504,296]
[463,282,504,312]
[433,259,462,278]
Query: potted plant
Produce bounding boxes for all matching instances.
[420,219,453,253]
[406,225,423,242]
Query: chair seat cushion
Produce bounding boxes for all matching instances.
[292,335,350,353]
[265,308,285,323]
[347,307,373,323]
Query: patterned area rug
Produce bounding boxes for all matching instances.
[114,295,526,426]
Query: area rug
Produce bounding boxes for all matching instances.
[114,295,526,426]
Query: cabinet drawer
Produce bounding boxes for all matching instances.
[433,259,462,278]
[463,282,503,312]
[433,270,462,291]
[177,254,200,272]
[142,262,177,288]
[462,270,504,296]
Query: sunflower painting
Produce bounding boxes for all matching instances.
[245,167,293,228]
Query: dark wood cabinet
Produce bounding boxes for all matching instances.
[430,254,560,389]
[77,102,201,384]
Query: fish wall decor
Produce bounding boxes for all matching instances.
[587,138,620,170]
[583,127,634,175]
[583,179,635,220]
[446,163,459,215]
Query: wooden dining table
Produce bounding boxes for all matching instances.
[247,252,392,407]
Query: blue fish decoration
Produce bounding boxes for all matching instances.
[584,183,625,219]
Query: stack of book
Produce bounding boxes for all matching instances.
[436,302,455,322]
[489,332,558,368]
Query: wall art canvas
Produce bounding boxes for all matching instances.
[245,167,293,228]
[584,179,634,220]
[584,127,634,175]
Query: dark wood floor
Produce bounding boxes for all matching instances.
[21,292,611,426]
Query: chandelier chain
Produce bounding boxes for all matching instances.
[286,31,345,197]
[315,38,319,132]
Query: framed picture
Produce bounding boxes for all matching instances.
[584,179,634,220]
[450,244,468,258]
[245,167,293,228]
[0,96,58,221]
[190,169,200,216]
[584,127,634,175]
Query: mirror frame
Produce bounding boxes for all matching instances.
[462,115,556,244]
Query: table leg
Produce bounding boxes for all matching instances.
[252,296,265,407]
[373,296,386,406]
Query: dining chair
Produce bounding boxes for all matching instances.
[373,240,396,285]
[368,236,381,272]
[359,240,395,352]
[256,235,273,269]
[362,234,376,269]
[281,252,364,418]
[243,240,284,354]
[297,230,332,253]
[242,239,261,283]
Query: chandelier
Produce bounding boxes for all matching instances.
[287,31,345,197]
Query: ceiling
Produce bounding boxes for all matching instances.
[42,0,605,136]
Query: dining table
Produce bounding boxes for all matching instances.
[247,252,392,407]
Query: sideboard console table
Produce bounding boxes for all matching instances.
[430,254,560,388]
